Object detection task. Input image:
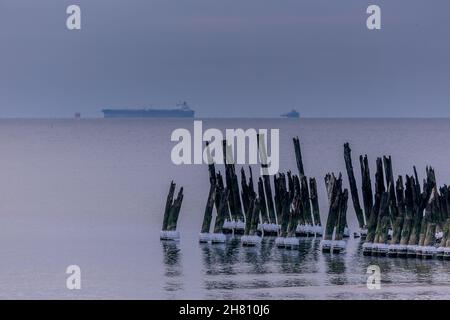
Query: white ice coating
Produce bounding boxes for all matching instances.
[296,224,321,234]
[332,240,346,249]
[160,230,180,241]
[343,227,350,237]
[388,244,407,251]
[222,220,235,230]
[320,239,333,249]
[241,235,262,245]
[311,225,323,235]
[210,233,226,243]
[198,233,211,243]
[419,246,437,254]
[284,237,299,247]
[373,243,389,251]
[257,223,280,232]
[275,237,286,247]
[235,220,245,230]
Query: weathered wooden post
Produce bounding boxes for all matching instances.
[309,177,323,236]
[199,183,216,243]
[333,189,349,253]
[221,140,245,234]
[299,175,314,236]
[258,133,278,229]
[241,168,251,217]
[388,176,405,257]
[343,143,366,236]
[242,198,263,246]
[437,185,450,259]
[161,183,184,241]
[199,141,217,243]
[162,181,176,233]
[285,195,301,249]
[257,177,276,236]
[275,191,291,248]
[211,188,230,243]
[359,155,373,239]
[418,186,440,259]
[362,157,385,255]
[221,140,235,234]
[372,192,390,256]
[398,175,415,257]
[293,137,305,176]
[321,173,341,253]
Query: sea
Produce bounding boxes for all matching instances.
[0,118,450,299]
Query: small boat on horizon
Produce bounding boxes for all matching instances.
[281,109,300,118]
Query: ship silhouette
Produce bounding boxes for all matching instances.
[102,102,195,118]
[281,109,300,118]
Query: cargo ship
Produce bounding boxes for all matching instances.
[102,102,195,118]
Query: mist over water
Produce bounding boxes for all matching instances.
[1,118,450,299]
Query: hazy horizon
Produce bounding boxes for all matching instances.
[1,0,449,118]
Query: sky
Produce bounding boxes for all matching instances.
[0,0,449,118]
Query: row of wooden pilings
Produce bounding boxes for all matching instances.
[340,143,450,259]
[160,135,353,253]
[160,137,450,260]
[197,136,325,249]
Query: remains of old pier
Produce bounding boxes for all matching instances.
[160,181,184,241]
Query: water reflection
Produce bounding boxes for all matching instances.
[164,235,450,299]
[161,241,183,292]
[323,249,347,286]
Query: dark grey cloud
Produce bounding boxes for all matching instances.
[0,0,449,117]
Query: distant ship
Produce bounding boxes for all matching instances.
[281,109,300,118]
[102,102,195,118]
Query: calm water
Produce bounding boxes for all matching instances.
[1,118,450,299]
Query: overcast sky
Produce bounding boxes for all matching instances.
[0,0,449,118]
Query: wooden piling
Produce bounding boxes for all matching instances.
[344,143,366,229]
[162,181,176,231]
[309,177,321,227]
[213,188,230,234]
[293,137,305,176]
[166,187,184,231]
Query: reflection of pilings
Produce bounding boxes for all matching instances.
[161,242,183,292]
